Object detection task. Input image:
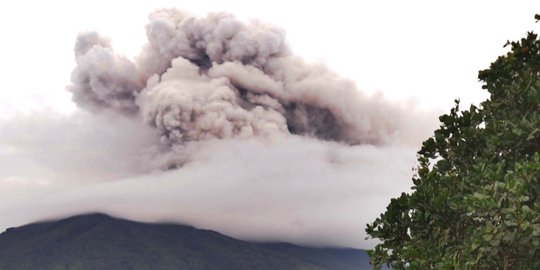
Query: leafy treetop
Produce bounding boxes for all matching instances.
[366,15,540,270]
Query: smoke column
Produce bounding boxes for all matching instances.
[69,9,426,167]
[0,9,438,248]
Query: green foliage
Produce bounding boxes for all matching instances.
[366,16,540,269]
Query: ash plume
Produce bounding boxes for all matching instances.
[0,9,439,249]
[68,9,424,165]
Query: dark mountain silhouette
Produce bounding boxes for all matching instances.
[0,213,373,270]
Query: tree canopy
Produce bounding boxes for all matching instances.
[366,16,540,270]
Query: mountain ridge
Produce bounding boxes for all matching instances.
[0,213,373,270]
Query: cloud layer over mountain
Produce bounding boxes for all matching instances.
[0,9,437,248]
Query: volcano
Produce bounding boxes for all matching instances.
[0,213,374,270]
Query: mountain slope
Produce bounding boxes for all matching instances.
[0,214,372,270]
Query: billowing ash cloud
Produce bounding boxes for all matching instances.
[0,9,439,249]
[69,9,425,162]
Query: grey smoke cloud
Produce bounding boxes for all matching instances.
[0,9,439,248]
[69,9,431,158]
[70,34,144,114]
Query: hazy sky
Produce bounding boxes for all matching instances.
[2,0,538,115]
[0,0,538,249]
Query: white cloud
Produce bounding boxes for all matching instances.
[0,131,419,248]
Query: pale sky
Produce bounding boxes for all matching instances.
[1,0,538,116]
[0,1,539,249]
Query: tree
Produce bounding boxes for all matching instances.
[366,16,540,270]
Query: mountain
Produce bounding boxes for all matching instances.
[0,213,373,270]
